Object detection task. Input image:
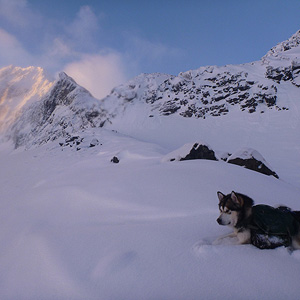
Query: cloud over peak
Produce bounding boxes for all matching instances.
[64,52,128,100]
[0,1,185,94]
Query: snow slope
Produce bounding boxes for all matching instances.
[0,130,300,300]
[0,30,300,300]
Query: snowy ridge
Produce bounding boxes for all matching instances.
[102,62,282,119]
[101,73,172,117]
[6,72,108,148]
[0,66,53,133]
[261,30,300,86]
[263,29,300,59]
[102,32,300,121]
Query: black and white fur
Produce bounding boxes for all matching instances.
[216,191,300,249]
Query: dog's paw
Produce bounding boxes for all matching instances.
[212,235,239,246]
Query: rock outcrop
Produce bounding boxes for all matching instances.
[227,148,279,178]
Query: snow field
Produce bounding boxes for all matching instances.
[0,132,300,300]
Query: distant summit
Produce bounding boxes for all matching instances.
[6,70,107,148]
[263,29,300,58]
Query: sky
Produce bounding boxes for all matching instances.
[0,0,299,99]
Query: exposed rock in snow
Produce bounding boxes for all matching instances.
[163,143,278,179]
[162,142,217,162]
[227,148,279,178]
[180,143,217,161]
[216,151,232,162]
[111,156,120,163]
[103,66,284,119]
[90,138,100,147]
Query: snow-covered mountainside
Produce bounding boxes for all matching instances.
[0,30,299,150]
[0,66,53,133]
[102,29,300,120]
[4,71,108,148]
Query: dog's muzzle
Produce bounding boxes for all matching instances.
[216,214,231,226]
[216,217,222,225]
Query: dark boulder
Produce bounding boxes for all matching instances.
[180,143,217,161]
[163,142,218,162]
[227,148,279,178]
[111,156,120,163]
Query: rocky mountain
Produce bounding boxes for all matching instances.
[0,30,300,149]
[263,29,300,59]
[4,72,108,148]
[102,30,300,119]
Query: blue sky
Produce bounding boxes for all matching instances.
[0,0,299,98]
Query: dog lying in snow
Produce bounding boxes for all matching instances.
[216,191,300,250]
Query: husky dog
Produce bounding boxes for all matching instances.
[216,191,300,249]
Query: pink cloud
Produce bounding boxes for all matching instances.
[64,52,128,99]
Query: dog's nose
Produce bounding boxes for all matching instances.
[216,217,221,224]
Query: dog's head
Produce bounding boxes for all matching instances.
[216,191,244,227]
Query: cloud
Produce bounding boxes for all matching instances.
[123,34,183,74]
[63,52,128,99]
[129,36,180,60]
[38,5,103,72]
[0,4,130,99]
[0,0,40,28]
[64,5,101,52]
[0,28,32,66]
[67,5,99,35]
[0,2,180,93]
[48,38,74,58]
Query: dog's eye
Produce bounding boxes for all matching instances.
[225,209,231,214]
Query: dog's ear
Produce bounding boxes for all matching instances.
[231,191,244,207]
[217,191,225,203]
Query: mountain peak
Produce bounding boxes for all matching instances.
[58,71,75,82]
[263,29,300,59]
[6,70,108,148]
